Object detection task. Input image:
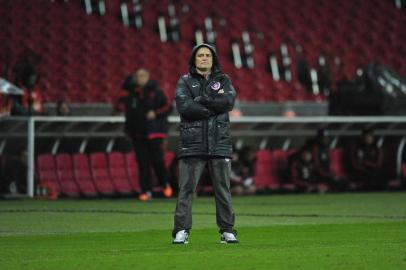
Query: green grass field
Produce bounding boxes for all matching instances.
[1,193,406,269]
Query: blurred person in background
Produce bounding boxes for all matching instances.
[311,129,348,191]
[21,73,44,115]
[349,128,384,190]
[290,145,328,193]
[117,68,173,201]
[230,146,256,195]
[13,49,44,115]
[56,99,71,116]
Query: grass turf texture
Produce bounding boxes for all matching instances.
[0,193,406,269]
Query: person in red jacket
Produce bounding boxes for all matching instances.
[349,128,384,190]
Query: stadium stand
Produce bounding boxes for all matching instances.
[0,0,404,103]
[72,153,98,197]
[1,1,405,198]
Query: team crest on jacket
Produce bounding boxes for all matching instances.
[210,81,221,91]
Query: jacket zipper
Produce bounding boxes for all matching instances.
[201,78,210,154]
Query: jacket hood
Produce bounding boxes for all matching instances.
[188,43,221,75]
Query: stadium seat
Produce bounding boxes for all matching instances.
[107,152,134,194]
[72,153,98,197]
[165,151,176,169]
[55,153,80,197]
[89,152,116,195]
[329,148,347,179]
[254,150,274,189]
[36,154,61,194]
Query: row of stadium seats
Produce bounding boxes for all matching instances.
[35,148,349,197]
[6,148,405,197]
[36,151,175,197]
[254,148,347,190]
[1,0,404,103]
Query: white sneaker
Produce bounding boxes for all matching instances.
[220,231,239,244]
[172,230,189,244]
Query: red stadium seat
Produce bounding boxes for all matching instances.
[89,152,116,195]
[37,154,61,194]
[72,153,98,197]
[108,152,134,194]
[164,151,176,170]
[254,150,273,189]
[125,152,141,193]
[329,148,347,179]
[55,153,80,197]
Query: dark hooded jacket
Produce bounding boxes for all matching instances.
[175,44,236,158]
[120,78,171,139]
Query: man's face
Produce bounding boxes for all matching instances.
[136,69,149,87]
[195,47,213,71]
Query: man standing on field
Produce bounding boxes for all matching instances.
[172,43,238,244]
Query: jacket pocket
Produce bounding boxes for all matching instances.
[180,121,203,144]
[216,120,231,143]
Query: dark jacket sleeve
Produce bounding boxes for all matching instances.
[175,77,212,121]
[200,75,236,114]
[363,146,383,169]
[152,86,172,117]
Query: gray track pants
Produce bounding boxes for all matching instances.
[173,157,235,236]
